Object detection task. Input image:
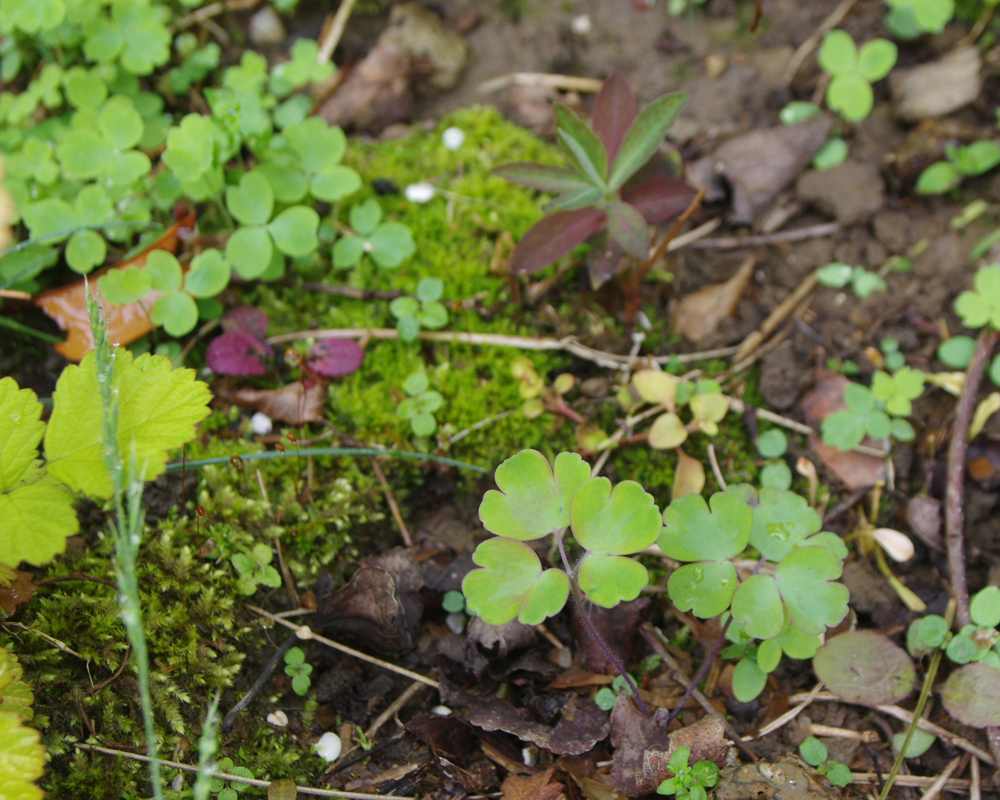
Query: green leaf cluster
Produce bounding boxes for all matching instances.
[231,542,282,596]
[462,450,662,625]
[396,372,444,437]
[334,198,415,270]
[757,429,791,490]
[815,262,887,300]
[0,647,44,800]
[390,277,449,341]
[955,264,1000,330]
[0,351,210,569]
[917,141,1000,195]
[821,368,924,452]
[886,0,955,38]
[656,746,720,800]
[818,30,897,122]
[798,738,853,786]
[629,370,729,450]
[209,757,255,800]
[283,646,313,695]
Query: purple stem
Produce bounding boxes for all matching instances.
[555,532,651,717]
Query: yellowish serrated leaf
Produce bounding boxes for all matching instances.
[0,377,45,493]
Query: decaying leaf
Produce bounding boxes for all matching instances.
[217,379,328,425]
[0,569,37,617]
[33,212,196,362]
[801,371,885,490]
[671,257,754,343]
[500,767,566,800]
[905,496,942,550]
[466,616,536,660]
[813,631,915,706]
[714,757,844,800]
[314,547,425,655]
[673,448,706,498]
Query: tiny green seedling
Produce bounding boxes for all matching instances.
[630,370,729,450]
[594,673,637,710]
[656,746,720,800]
[812,138,849,172]
[885,0,955,38]
[284,646,313,695]
[396,372,444,437]
[815,262,886,300]
[757,429,791,490]
[231,543,282,596]
[821,368,924,452]
[955,264,1000,331]
[916,141,1000,195]
[389,277,449,341]
[880,338,906,372]
[817,30,897,122]
[945,586,1000,669]
[333,197,415,270]
[209,757,255,800]
[798,737,853,787]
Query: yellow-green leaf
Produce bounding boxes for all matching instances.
[0,378,45,492]
[0,475,79,567]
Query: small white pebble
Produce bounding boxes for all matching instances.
[522,747,537,767]
[267,710,289,727]
[250,411,273,436]
[315,731,343,762]
[405,182,436,203]
[431,705,453,716]
[445,611,466,634]
[171,773,185,791]
[570,14,592,34]
[442,126,466,151]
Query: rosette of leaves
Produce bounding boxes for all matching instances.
[955,264,1000,331]
[258,117,361,203]
[206,307,364,378]
[817,30,897,122]
[492,72,695,285]
[269,39,334,99]
[798,738,852,787]
[224,169,320,280]
[162,35,221,95]
[209,757,255,800]
[333,198,415,270]
[815,262,887,300]
[18,184,114,274]
[80,0,173,76]
[390,277,449,341]
[943,586,1000,669]
[56,94,151,188]
[885,0,954,38]
[396,372,444,437]
[631,370,729,450]
[722,615,823,701]
[161,113,227,199]
[656,746,720,800]
[917,141,1000,195]
[462,449,662,625]
[283,646,313,695]
[821,368,924,452]
[232,543,282,596]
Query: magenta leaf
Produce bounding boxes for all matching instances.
[221,306,269,340]
[592,73,638,164]
[511,209,606,275]
[606,200,650,258]
[623,177,695,223]
[309,338,365,377]
[207,331,273,375]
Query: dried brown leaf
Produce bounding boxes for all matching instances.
[673,448,706,498]
[501,767,565,800]
[0,569,37,617]
[671,258,754,343]
[218,380,328,425]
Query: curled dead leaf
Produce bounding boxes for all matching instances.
[671,257,754,343]
[216,379,328,425]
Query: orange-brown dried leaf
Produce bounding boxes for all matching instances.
[501,767,566,800]
[671,257,754,343]
[673,447,706,498]
[217,380,328,425]
[0,569,37,617]
[32,212,196,362]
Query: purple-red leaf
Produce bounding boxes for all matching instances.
[606,200,650,258]
[587,232,626,288]
[207,331,273,376]
[623,177,696,223]
[511,209,606,275]
[592,73,638,164]
[492,162,595,195]
[221,306,269,340]
[309,338,365,377]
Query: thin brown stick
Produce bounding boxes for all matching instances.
[0,289,31,299]
[850,773,970,791]
[369,456,412,547]
[72,743,415,799]
[335,681,426,768]
[707,444,727,491]
[726,397,815,436]
[82,646,131,698]
[170,0,260,32]
[733,273,819,362]
[921,756,963,800]
[780,0,860,86]
[808,723,878,743]
[636,189,707,280]
[477,73,604,95]
[316,0,361,64]
[971,753,981,800]
[688,222,840,250]
[640,624,758,762]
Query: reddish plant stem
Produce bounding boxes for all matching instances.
[944,326,1000,773]
[555,532,651,717]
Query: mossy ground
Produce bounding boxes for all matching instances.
[6,106,767,798]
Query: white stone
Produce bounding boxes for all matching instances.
[442,126,466,150]
[570,14,592,35]
[266,710,289,727]
[248,7,286,45]
[431,705,452,716]
[250,412,273,436]
[405,182,436,203]
[315,731,343,762]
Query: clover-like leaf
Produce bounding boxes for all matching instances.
[462,537,570,625]
[818,30,858,76]
[184,248,230,298]
[732,657,768,702]
[633,370,678,409]
[871,368,924,417]
[268,206,319,257]
[970,586,1000,629]
[479,450,591,540]
[226,170,274,227]
[731,575,784,640]
[367,222,415,268]
[774,546,849,635]
[151,291,199,337]
[729,485,847,563]
[955,264,1000,330]
[661,492,752,618]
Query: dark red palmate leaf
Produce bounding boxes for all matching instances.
[309,338,365,377]
[511,208,606,275]
[221,306,269,340]
[591,72,638,164]
[623,177,696,223]
[206,331,273,375]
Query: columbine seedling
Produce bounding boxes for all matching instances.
[629,370,729,450]
[493,72,694,286]
[817,30,897,122]
[757,429,791,490]
[821,368,924,452]
[209,757,255,800]
[942,586,1000,669]
[656,746,720,800]
[815,262,887,299]
[917,141,1000,195]
[390,277,449,341]
[333,197,416,270]
[798,737,853,787]
[885,0,955,38]
[397,372,444,437]
[231,543,282,596]
[284,646,313,695]
[594,673,637,711]
[955,264,1000,331]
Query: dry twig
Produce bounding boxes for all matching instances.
[477,72,604,95]
[316,0,361,64]
[780,0,860,86]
